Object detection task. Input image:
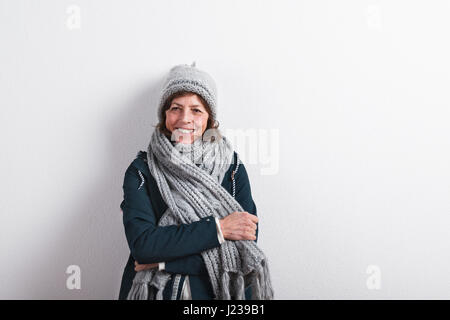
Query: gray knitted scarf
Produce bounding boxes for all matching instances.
[126,128,274,300]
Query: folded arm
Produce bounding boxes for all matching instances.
[121,162,221,264]
[160,159,259,275]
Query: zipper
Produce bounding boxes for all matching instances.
[231,153,240,198]
[137,170,145,190]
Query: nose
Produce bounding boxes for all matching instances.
[178,108,193,124]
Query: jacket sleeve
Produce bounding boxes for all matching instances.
[121,162,221,264]
[164,161,258,275]
[233,161,258,242]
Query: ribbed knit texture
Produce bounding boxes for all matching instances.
[126,129,274,300]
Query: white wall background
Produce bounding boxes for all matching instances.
[1,0,449,299]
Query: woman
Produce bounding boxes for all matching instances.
[119,62,274,300]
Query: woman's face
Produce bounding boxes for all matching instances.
[165,93,210,144]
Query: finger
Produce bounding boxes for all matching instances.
[247,232,256,239]
[244,232,256,241]
[243,229,254,239]
[246,221,257,230]
[246,226,255,234]
[247,213,259,223]
[243,220,256,230]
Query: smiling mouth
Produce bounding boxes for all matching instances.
[175,128,195,134]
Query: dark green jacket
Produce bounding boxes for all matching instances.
[118,150,258,300]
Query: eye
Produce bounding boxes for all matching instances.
[171,106,180,111]
[193,109,202,113]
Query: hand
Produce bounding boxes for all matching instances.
[134,261,159,272]
[219,211,258,241]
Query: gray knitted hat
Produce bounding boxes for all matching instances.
[157,61,218,123]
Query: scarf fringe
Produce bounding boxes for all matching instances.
[126,254,275,300]
[218,258,275,300]
[126,270,171,300]
[250,258,275,300]
[221,271,231,299]
[127,281,149,300]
